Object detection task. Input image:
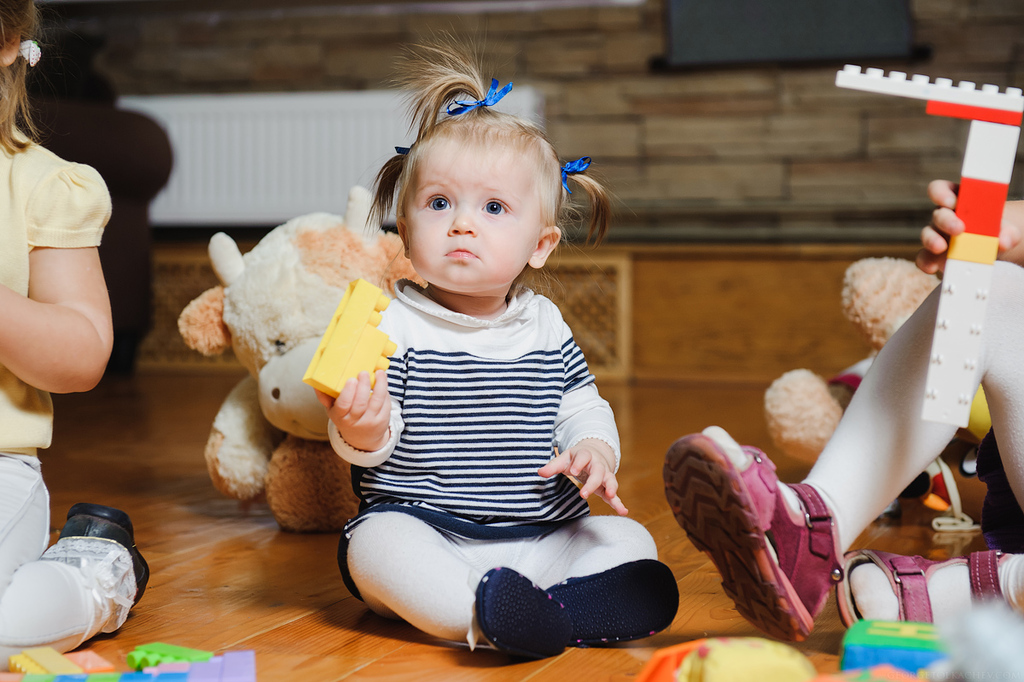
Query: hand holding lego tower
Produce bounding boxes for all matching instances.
[303,278,397,398]
[836,65,1023,427]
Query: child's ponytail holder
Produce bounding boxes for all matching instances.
[19,41,40,67]
[560,157,591,193]
[447,78,513,116]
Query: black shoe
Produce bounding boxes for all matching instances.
[61,503,150,604]
[547,559,679,646]
[475,567,572,659]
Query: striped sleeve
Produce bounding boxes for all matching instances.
[561,335,595,393]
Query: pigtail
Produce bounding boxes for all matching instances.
[563,170,612,246]
[395,39,492,141]
[370,152,407,231]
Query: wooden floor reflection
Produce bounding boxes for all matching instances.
[41,371,987,681]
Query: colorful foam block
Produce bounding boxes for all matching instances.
[125,645,212,671]
[62,652,115,675]
[840,620,947,675]
[14,650,83,676]
[812,663,919,680]
[218,651,255,682]
[303,278,397,397]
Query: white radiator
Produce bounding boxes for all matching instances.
[118,88,543,227]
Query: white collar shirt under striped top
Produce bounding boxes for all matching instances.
[328,279,621,527]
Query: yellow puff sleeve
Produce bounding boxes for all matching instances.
[26,162,112,249]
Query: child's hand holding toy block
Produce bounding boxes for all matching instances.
[303,279,397,397]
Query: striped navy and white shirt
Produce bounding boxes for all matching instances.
[330,280,620,535]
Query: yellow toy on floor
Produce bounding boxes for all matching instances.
[635,637,815,682]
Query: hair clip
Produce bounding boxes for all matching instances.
[447,78,513,116]
[560,157,591,193]
[395,146,411,155]
[19,40,40,67]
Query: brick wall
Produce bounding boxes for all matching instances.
[52,0,1024,242]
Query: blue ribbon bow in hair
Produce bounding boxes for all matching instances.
[447,78,513,116]
[561,157,591,193]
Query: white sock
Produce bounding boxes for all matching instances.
[849,560,971,622]
[1000,554,1024,613]
[701,426,806,517]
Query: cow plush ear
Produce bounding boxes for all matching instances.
[178,286,232,356]
[209,232,245,286]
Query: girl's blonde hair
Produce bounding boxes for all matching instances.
[0,0,37,154]
[372,39,611,248]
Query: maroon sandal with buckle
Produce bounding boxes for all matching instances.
[838,549,1005,625]
[663,429,843,641]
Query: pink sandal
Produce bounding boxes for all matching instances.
[663,430,843,641]
[838,549,1005,625]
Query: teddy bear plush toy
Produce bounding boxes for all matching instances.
[764,257,941,464]
[177,186,418,532]
[764,256,987,529]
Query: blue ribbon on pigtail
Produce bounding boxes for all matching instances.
[447,78,513,116]
[395,146,411,155]
[560,157,591,193]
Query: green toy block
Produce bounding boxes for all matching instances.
[126,642,213,670]
[840,620,947,675]
[84,675,121,682]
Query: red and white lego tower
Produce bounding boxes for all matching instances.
[835,65,1023,427]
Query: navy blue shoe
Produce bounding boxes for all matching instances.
[475,567,572,659]
[61,503,150,604]
[547,559,679,646]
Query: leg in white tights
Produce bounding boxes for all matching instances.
[803,262,1024,619]
[345,512,658,648]
[0,455,137,669]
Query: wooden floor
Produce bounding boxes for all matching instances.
[42,369,989,681]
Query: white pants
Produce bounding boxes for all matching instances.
[346,511,658,646]
[807,261,1024,551]
[0,455,121,667]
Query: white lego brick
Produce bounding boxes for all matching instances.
[836,64,1024,113]
[921,258,993,427]
[961,120,1021,184]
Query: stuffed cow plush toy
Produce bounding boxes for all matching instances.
[178,186,417,531]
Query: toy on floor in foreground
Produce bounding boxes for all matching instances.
[634,637,816,682]
[840,620,948,675]
[178,186,419,532]
[1,645,252,681]
[634,636,925,682]
[303,278,396,397]
[836,65,1023,428]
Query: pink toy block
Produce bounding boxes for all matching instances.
[63,649,116,673]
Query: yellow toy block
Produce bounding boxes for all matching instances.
[304,278,398,398]
[7,654,43,674]
[947,232,999,264]
[10,648,83,675]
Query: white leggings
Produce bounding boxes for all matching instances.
[346,511,658,646]
[0,454,110,666]
[806,261,1024,551]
